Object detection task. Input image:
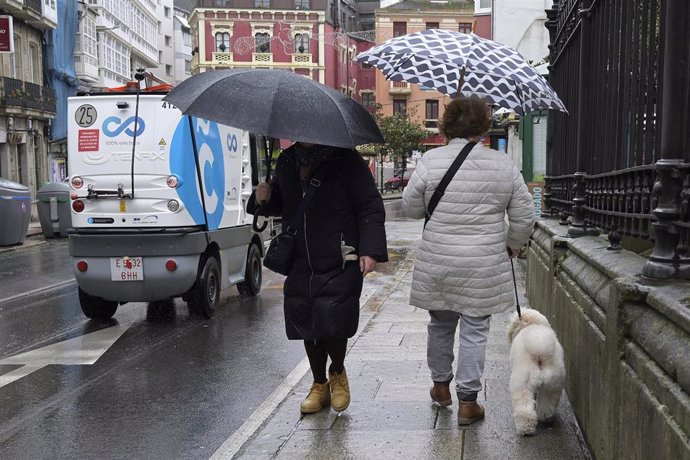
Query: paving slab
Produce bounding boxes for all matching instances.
[229,220,591,460]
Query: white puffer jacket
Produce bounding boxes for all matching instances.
[402,138,536,316]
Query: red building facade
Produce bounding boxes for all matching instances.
[189,6,375,106]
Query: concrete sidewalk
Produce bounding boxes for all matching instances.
[222,220,591,460]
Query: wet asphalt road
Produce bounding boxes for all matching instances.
[0,200,406,459]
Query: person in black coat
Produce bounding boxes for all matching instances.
[248,141,388,414]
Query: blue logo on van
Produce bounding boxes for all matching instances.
[102,116,146,137]
[170,117,225,229]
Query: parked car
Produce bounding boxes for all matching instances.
[383,168,414,192]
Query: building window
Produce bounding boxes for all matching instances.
[164,6,171,17]
[361,92,375,107]
[29,44,39,83]
[183,31,191,46]
[185,60,191,73]
[294,0,309,9]
[165,35,172,47]
[12,35,21,79]
[480,0,491,8]
[294,33,309,53]
[81,16,97,59]
[425,99,439,127]
[393,99,407,116]
[166,64,172,75]
[458,22,472,34]
[158,50,163,63]
[215,32,230,52]
[255,0,270,7]
[255,33,270,53]
[393,22,407,38]
[426,22,439,30]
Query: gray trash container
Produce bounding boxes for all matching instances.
[37,182,73,238]
[0,177,31,246]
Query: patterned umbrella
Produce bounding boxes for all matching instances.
[355,29,566,115]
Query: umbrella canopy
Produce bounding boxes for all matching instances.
[162,69,384,149]
[355,29,566,115]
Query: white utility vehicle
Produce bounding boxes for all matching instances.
[67,76,272,320]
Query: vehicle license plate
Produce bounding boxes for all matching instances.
[110,257,144,281]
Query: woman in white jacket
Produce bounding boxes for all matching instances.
[402,96,536,426]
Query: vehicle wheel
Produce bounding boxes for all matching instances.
[79,287,118,320]
[147,298,176,322]
[187,255,221,319]
[237,244,262,297]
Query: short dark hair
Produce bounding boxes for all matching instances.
[439,96,491,139]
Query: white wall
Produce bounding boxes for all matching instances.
[492,0,553,63]
[173,14,192,84]
[154,0,175,82]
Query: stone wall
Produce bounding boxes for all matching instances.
[528,219,690,460]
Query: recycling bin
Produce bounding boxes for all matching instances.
[37,182,72,238]
[0,177,31,246]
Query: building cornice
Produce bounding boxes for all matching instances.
[193,8,326,21]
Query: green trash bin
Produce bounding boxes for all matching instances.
[0,177,31,246]
[37,182,73,238]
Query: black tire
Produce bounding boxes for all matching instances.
[79,287,118,320]
[147,298,176,322]
[187,255,221,319]
[237,244,262,297]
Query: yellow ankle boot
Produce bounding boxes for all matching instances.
[300,381,330,414]
[329,369,350,412]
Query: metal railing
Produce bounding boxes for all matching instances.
[544,0,690,278]
[0,77,57,114]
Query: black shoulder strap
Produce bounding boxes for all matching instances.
[425,141,477,227]
[286,176,321,234]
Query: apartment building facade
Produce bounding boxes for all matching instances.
[0,0,58,203]
[75,0,159,89]
[374,0,475,148]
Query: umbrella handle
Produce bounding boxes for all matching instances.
[252,205,269,233]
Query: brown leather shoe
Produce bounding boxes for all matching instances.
[458,400,485,426]
[430,382,452,406]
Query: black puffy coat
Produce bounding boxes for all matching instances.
[248,145,388,340]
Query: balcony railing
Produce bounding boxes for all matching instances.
[212,52,233,64]
[389,80,411,94]
[252,53,273,63]
[0,77,56,115]
[292,54,312,64]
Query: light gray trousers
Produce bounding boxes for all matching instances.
[427,310,491,401]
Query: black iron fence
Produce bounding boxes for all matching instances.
[543,0,690,279]
[0,77,57,114]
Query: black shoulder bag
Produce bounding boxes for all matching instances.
[263,177,321,276]
[424,141,477,227]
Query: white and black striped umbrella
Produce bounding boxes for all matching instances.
[355,29,566,115]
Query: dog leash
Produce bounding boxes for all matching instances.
[510,257,522,319]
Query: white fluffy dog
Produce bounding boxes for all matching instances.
[506,308,566,436]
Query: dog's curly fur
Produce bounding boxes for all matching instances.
[506,308,566,436]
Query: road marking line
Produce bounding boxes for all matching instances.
[0,279,75,306]
[0,365,44,388]
[0,320,134,388]
[209,357,311,460]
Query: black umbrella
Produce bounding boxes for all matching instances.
[162,68,384,149]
